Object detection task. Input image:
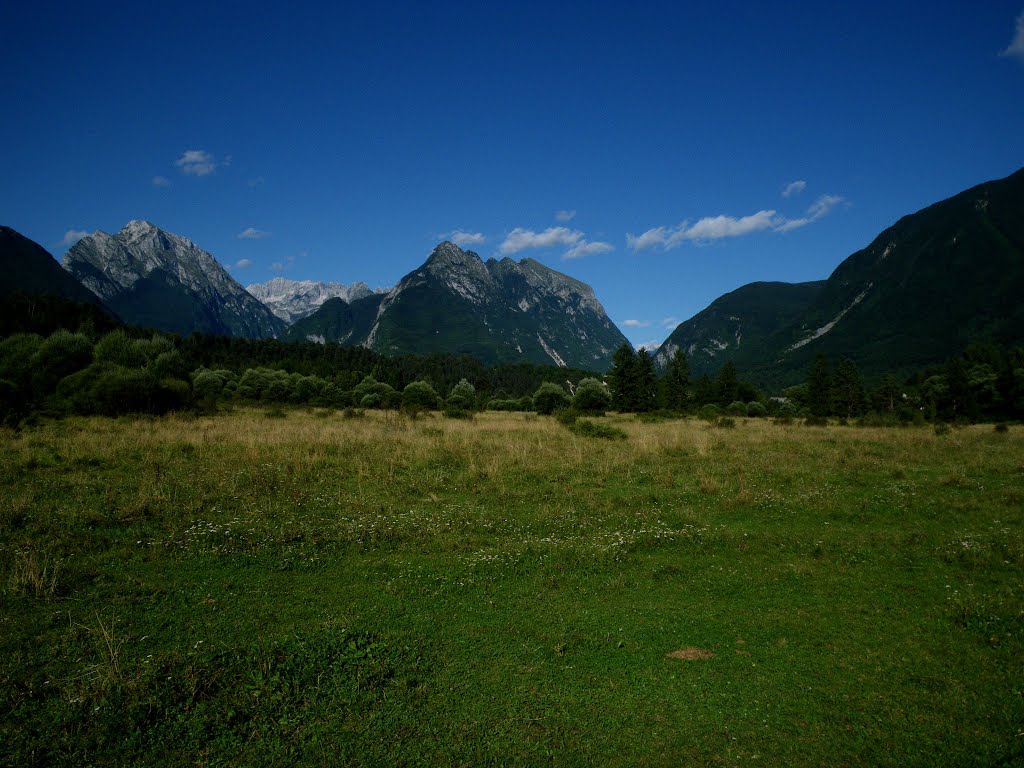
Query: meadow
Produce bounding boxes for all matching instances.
[2,409,1022,766]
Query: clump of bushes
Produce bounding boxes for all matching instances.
[401,380,440,414]
[533,382,570,415]
[572,378,611,415]
[697,404,720,421]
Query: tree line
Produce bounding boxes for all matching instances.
[2,321,1022,426]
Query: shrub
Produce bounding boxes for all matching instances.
[446,378,477,411]
[573,378,611,415]
[533,382,570,415]
[697,404,720,421]
[803,416,829,427]
[94,330,147,368]
[934,422,951,436]
[30,330,93,394]
[151,350,188,380]
[746,401,767,418]
[726,401,748,417]
[555,409,578,426]
[486,398,523,411]
[716,417,737,428]
[403,381,440,413]
[994,423,1009,433]
[567,418,627,440]
[353,376,396,409]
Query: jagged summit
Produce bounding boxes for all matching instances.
[284,240,628,370]
[63,221,285,339]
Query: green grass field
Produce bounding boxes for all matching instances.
[2,410,1022,766]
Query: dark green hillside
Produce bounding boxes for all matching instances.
[659,167,1024,390]
[0,226,119,335]
[1,226,108,305]
[281,294,385,346]
[655,280,824,377]
[747,166,1024,387]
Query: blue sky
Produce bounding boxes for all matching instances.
[3,2,1023,349]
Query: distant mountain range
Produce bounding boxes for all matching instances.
[285,241,630,370]
[246,277,381,324]
[1,166,1021,382]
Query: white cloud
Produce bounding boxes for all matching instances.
[61,229,90,246]
[152,175,171,188]
[175,149,227,176]
[776,194,846,232]
[677,210,778,242]
[661,316,680,329]
[626,226,671,251]
[238,227,270,240]
[234,259,253,269]
[499,226,583,255]
[1001,12,1024,61]
[629,195,846,249]
[563,239,613,260]
[555,209,576,222]
[621,319,650,328]
[782,179,806,198]
[445,230,486,247]
[628,210,778,250]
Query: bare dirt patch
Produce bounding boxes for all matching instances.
[666,647,715,661]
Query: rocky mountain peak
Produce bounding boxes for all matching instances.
[62,220,285,339]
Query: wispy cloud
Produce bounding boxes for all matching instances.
[782,179,806,198]
[775,194,846,232]
[444,230,486,247]
[238,227,270,240]
[563,240,613,260]
[175,149,228,176]
[233,259,253,269]
[61,229,90,247]
[499,226,582,255]
[152,175,172,188]
[271,254,298,274]
[628,194,846,250]
[248,176,265,188]
[621,319,650,328]
[661,316,680,329]
[1001,12,1024,61]
[555,209,576,222]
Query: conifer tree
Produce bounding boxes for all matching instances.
[660,348,690,411]
[807,352,833,417]
[832,357,866,418]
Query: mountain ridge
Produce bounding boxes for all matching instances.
[63,221,286,339]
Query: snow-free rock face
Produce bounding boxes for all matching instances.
[246,277,379,323]
[288,241,629,370]
[63,221,286,338]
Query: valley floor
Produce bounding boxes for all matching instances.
[2,410,1022,766]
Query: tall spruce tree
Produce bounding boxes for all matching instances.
[608,343,638,412]
[660,348,690,411]
[832,357,866,418]
[716,361,738,406]
[807,352,833,417]
[635,348,657,412]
